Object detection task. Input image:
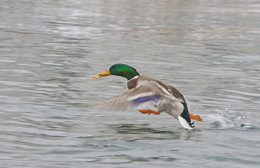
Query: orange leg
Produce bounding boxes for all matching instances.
[189,112,202,121]
[138,109,161,115]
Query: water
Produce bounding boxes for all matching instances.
[0,0,260,167]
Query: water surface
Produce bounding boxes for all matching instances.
[0,0,260,167]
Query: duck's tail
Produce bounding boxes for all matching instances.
[178,102,195,129]
[178,115,194,129]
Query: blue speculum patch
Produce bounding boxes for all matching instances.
[132,95,160,104]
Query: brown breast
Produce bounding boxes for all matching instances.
[127,76,139,89]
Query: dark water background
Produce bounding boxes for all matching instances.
[0,0,259,167]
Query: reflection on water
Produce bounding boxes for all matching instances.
[0,0,260,167]
[109,123,195,140]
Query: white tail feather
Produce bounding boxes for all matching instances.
[178,116,194,130]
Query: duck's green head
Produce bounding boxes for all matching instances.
[91,64,139,80]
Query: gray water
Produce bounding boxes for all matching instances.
[0,0,260,167]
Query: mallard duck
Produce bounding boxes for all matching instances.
[91,63,202,129]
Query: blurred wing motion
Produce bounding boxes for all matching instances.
[103,84,164,112]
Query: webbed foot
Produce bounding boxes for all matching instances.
[189,113,202,121]
[138,109,161,115]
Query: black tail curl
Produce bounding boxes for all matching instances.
[181,102,195,128]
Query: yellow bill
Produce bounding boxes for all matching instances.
[91,69,111,79]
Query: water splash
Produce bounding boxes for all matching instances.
[203,109,256,130]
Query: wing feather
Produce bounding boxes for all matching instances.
[98,81,181,112]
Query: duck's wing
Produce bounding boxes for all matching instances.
[100,81,180,112]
